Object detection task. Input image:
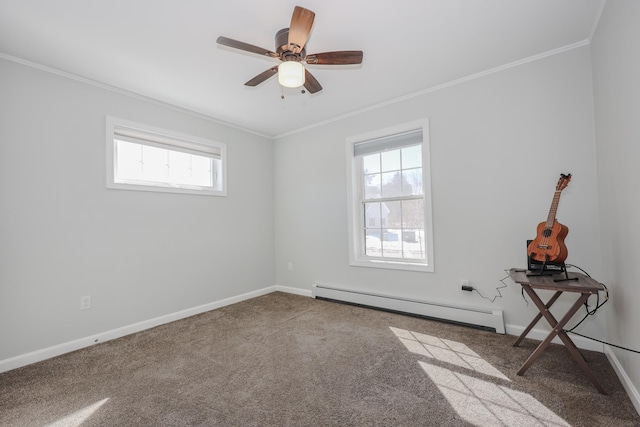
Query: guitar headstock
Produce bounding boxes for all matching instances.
[556,173,572,191]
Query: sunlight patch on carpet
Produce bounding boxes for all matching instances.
[419,362,570,427]
[390,326,571,427]
[389,326,509,381]
[47,398,109,427]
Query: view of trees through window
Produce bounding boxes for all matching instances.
[362,144,425,259]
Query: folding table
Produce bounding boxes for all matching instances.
[509,268,607,394]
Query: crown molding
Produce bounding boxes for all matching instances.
[275,40,591,139]
[0,52,273,140]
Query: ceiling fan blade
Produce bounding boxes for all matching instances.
[288,6,315,53]
[217,36,278,58]
[303,69,322,94]
[245,66,279,86]
[306,51,363,65]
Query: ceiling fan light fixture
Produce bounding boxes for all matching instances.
[278,61,305,88]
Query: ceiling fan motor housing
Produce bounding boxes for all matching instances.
[276,28,305,61]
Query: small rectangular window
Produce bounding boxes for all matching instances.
[347,119,434,272]
[106,117,226,196]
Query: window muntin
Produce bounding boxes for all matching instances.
[106,117,226,196]
[347,120,433,272]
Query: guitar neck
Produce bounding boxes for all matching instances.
[545,190,562,227]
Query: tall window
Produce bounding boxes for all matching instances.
[347,119,433,272]
[106,117,226,196]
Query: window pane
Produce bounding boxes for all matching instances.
[365,228,382,257]
[168,152,213,187]
[403,229,426,259]
[364,202,381,228]
[382,231,402,258]
[168,150,191,184]
[211,158,221,190]
[109,118,225,196]
[381,149,400,172]
[402,199,424,228]
[381,171,402,198]
[363,153,380,174]
[142,145,168,182]
[115,140,218,188]
[364,173,381,199]
[115,140,143,181]
[384,201,402,228]
[191,156,213,187]
[402,144,422,169]
[402,168,423,196]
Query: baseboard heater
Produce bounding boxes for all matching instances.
[312,283,505,334]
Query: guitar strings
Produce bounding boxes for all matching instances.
[541,190,559,254]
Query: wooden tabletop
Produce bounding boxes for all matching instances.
[509,268,605,293]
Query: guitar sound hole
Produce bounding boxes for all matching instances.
[542,228,552,237]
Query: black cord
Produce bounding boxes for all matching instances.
[560,265,640,354]
[504,266,639,353]
[520,287,528,306]
[563,264,608,331]
[564,287,607,332]
[564,263,591,277]
[501,272,529,306]
[473,281,507,303]
[565,331,640,354]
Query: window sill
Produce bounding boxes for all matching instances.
[350,258,433,273]
[107,182,226,197]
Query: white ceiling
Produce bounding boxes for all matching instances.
[0,0,604,138]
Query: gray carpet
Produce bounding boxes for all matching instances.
[0,292,638,426]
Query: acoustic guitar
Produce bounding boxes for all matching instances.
[527,173,571,264]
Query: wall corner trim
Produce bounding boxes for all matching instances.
[605,345,640,415]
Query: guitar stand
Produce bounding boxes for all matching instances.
[527,261,577,282]
[553,263,577,282]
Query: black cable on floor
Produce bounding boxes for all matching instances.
[561,264,640,354]
[565,330,640,354]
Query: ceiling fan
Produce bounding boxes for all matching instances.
[216,6,363,94]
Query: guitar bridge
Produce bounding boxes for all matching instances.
[537,244,551,249]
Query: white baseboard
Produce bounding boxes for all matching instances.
[505,323,605,353]
[0,286,279,374]
[274,284,313,297]
[605,345,640,415]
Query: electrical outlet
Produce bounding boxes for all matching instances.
[80,295,91,310]
[288,262,293,271]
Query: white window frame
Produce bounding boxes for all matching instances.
[106,116,227,196]
[346,118,434,272]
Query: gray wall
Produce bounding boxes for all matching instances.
[274,46,604,340]
[0,58,275,360]
[591,0,640,402]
